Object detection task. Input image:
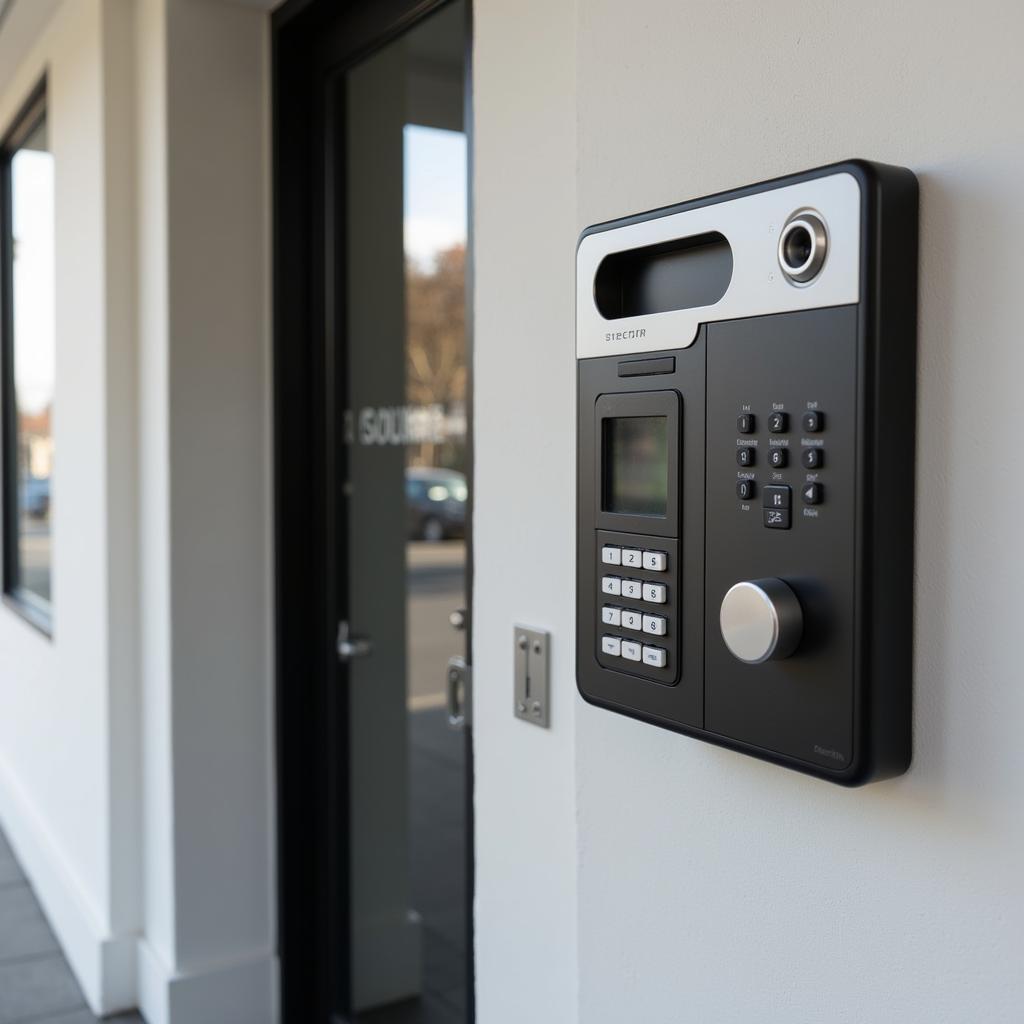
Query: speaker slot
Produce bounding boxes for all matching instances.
[594,231,732,320]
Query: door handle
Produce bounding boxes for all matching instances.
[449,608,467,631]
[336,620,373,663]
[446,656,471,730]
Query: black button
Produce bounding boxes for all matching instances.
[763,508,791,530]
[763,485,790,509]
[737,413,755,434]
[802,411,824,432]
[618,356,676,377]
[801,447,823,469]
[736,447,755,467]
[768,411,788,432]
[802,482,823,505]
[768,448,788,468]
[736,479,755,500]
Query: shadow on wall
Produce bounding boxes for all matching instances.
[907,166,1009,823]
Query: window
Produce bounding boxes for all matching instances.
[1,82,54,630]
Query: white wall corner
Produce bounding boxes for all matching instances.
[0,0,62,98]
[0,752,138,1015]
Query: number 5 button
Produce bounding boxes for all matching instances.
[642,582,667,604]
[642,550,667,571]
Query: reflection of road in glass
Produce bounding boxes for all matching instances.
[399,541,468,1024]
[18,513,51,602]
[406,540,465,709]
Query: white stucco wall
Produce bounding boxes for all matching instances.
[0,0,139,1012]
[0,1,276,1021]
[475,0,1024,1021]
[472,0,580,1021]
[2,0,1020,1021]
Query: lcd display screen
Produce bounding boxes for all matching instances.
[604,416,669,516]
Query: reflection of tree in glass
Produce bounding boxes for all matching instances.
[405,243,466,470]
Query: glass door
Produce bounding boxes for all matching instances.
[335,4,471,1021]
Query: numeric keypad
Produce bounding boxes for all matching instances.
[595,536,675,679]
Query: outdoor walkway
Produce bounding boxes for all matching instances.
[0,828,142,1024]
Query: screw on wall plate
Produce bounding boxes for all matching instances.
[514,625,550,728]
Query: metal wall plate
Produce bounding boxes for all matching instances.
[576,171,861,359]
[514,626,550,727]
[446,656,471,730]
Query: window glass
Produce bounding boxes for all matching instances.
[5,109,54,616]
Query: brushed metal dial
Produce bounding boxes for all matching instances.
[719,578,803,664]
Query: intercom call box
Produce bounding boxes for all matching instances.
[576,161,918,785]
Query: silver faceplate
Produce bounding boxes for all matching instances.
[576,172,861,359]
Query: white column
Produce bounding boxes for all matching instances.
[135,2,276,1022]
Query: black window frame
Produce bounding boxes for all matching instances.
[0,77,53,636]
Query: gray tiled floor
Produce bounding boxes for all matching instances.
[0,829,143,1024]
[0,708,465,1024]
[357,707,468,1024]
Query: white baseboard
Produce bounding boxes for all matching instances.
[138,939,279,1024]
[0,753,278,1023]
[0,752,138,1016]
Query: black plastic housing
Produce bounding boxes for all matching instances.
[576,160,918,786]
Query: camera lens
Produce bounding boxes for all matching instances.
[778,211,827,284]
[782,226,813,270]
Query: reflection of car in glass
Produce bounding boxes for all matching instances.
[406,467,467,542]
[21,476,50,519]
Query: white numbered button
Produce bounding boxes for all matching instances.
[601,605,622,626]
[622,579,643,600]
[622,610,643,631]
[601,576,622,596]
[601,635,621,657]
[643,582,668,604]
[642,645,667,668]
[622,548,643,568]
[621,640,642,662]
[601,545,621,566]
[642,550,667,572]
[642,614,667,636]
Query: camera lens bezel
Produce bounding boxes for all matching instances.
[778,209,828,285]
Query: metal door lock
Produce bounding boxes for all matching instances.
[514,626,550,728]
[446,656,471,730]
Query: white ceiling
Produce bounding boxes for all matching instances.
[0,0,62,105]
[0,0,290,109]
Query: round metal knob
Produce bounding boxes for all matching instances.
[719,578,803,664]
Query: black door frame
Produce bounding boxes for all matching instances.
[272,1,475,1021]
